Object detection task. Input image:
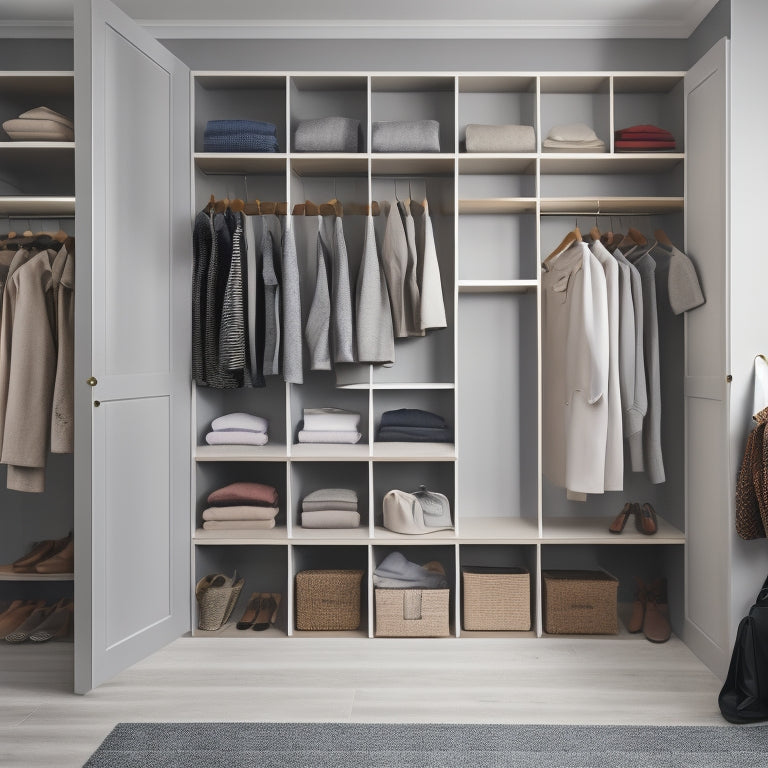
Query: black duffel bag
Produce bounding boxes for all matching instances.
[719,575,768,723]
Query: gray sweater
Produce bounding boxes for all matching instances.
[305,220,332,370]
[280,225,303,384]
[331,217,355,363]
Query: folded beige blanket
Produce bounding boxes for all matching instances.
[301,510,361,529]
[465,124,535,153]
[202,519,276,530]
[202,505,279,521]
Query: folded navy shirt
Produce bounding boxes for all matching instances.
[379,408,447,429]
[376,426,453,443]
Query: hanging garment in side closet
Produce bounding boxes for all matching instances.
[356,215,395,364]
[243,212,260,387]
[590,239,623,490]
[627,248,665,484]
[412,199,447,331]
[305,218,332,370]
[399,201,424,337]
[219,211,248,377]
[0,248,66,492]
[330,216,355,362]
[381,200,409,338]
[614,248,647,467]
[280,225,303,384]
[541,242,609,496]
[262,214,282,376]
[0,249,16,313]
[191,210,213,385]
[50,240,74,455]
[612,248,635,422]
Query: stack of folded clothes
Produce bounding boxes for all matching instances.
[464,123,535,153]
[371,120,441,153]
[373,552,448,589]
[297,407,362,444]
[2,106,74,141]
[301,488,360,529]
[294,117,361,152]
[542,122,606,153]
[376,408,452,443]
[203,119,279,153]
[205,412,269,446]
[614,124,676,151]
[202,481,279,530]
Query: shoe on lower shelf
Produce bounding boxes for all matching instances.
[643,578,671,643]
[0,600,46,637]
[29,598,73,642]
[34,537,74,574]
[11,539,57,573]
[5,603,55,643]
[627,578,646,633]
[635,503,658,535]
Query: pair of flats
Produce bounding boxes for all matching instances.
[0,598,73,643]
[628,578,671,643]
[10,532,73,574]
[236,592,281,631]
[609,502,658,535]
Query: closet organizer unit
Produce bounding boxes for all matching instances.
[0,71,75,605]
[190,70,687,639]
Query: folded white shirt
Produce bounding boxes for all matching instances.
[301,510,361,529]
[547,122,599,142]
[205,431,268,446]
[202,505,279,521]
[297,430,362,444]
[211,412,269,433]
[303,407,361,432]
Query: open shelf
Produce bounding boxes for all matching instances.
[289,153,368,176]
[0,567,74,581]
[540,153,684,174]
[459,198,536,214]
[290,443,370,461]
[371,154,455,175]
[458,280,537,294]
[193,527,289,545]
[459,154,536,175]
[372,442,456,461]
[194,444,288,462]
[541,515,685,544]
[194,152,287,174]
[0,196,75,215]
[457,517,540,542]
[290,528,372,542]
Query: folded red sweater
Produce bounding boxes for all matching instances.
[615,140,677,150]
[616,124,674,140]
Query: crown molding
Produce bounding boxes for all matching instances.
[0,21,73,38]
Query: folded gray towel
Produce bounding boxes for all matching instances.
[465,124,535,153]
[294,117,361,152]
[303,488,358,505]
[297,429,362,444]
[372,120,440,153]
[301,510,361,529]
[373,552,448,589]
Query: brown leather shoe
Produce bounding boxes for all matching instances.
[635,503,658,535]
[0,600,46,636]
[29,598,73,642]
[627,578,646,633]
[12,539,56,573]
[643,578,671,643]
[35,538,74,574]
[609,503,634,534]
[5,603,55,643]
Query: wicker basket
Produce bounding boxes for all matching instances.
[542,570,618,635]
[375,588,450,637]
[462,566,531,631]
[295,569,364,631]
[196,571,244,631]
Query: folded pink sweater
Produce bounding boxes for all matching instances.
[207,482,278,506]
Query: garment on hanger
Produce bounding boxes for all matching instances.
[735,406,768,540]
[261,214,282,376]
[590,238,624,491]
[653,241,705,315]
[381,200,410,338]
[614,248,647,468]
[399,200,424,337]
[356,215,395,364]
[412,199,447,332]
[305,218,332,370]
[280,225,303,384]
[191,210,212,385]
[219,211,248,376]
[330,216,355,363]
[541,241,609,496]
[626,247,665,485]
[50,240,74,455]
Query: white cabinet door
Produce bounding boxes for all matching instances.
[73,0,191,693]
[683,37,731,678]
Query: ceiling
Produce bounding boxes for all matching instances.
[0,0,721,39]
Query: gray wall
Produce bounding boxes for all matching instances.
[687,0,731,67]
[0,38,73,69]
[162,37,689,72]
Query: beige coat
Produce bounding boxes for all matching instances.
[0,245,73,492]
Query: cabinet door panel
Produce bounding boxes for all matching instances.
[74,0,191,694]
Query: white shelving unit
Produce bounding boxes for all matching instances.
[191,70,687,642]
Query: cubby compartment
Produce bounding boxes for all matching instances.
[612,75,685,153]
[539,169,683,201]
[372,461,455,537]
[194,75,287,154]
[372,389,454,450]
[290,371,370,457]
[370,76,455,154]
[195,382,288,459]
[540,544,683,637]
[194,544,288,636]
[194,461,288,537]
[291,544,369,636]
[290,76,367,153]
[539,76,610,153]
[458,76,537,153]
[458,544,536,635]
[458,293,537,539]
[290,461,370,539]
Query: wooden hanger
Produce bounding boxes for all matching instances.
[244,199,261,215]
[619,226,647,250]
[229,198,245,213]
[589,225,601,242]
[544,227,581,266]
[654,228,674,248]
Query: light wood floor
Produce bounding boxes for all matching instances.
[0,634,724,768]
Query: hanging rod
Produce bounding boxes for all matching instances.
[0,214,75,220]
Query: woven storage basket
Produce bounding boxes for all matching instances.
[462,566,531,631]
[375,588,450,637]
[196,572,244,631]
[295,569,364,631]
[542,570,618,634]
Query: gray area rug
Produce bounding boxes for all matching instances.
[83,722,768,767]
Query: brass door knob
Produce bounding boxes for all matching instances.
[86,376,98,387]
